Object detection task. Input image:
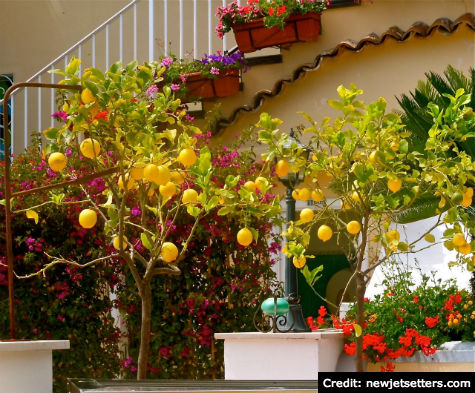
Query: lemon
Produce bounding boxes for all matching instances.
[461,188,473,207]
[48,152,67,172]
[144,164,170,186]
[182,189,198,204]
[118,175,135,191]
[424,233,435,243]
[453,233,466,247]
[159,181,176,198]
[171,171,185,185]
[300,208,314,223]
[390,142,399,152]
[177,148,197,167]
[161,242,179,263]
[369,150,383,165]
[255,177,267,191]
[293,255,306,269]
[298,188,311,201]
[386,230,400,242]
[113,235,128,250]
[81,88,96,104]
[292,190,300,200]
[80,138,101,158]
[458,243,472,255]
[237,228,253,247]
[341,200,351,210]
[244,181,257,192]
[275,159,290,178]
[346,221,361,235]
[317,225,333,242]
[130,163,146,180]
[387,178,402,193]
[79,209,97,229]
[312,189,324,202]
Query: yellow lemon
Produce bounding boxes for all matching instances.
[113,235,128,250]
[298,188,311,201]
[48,152,67,172]
[244,181,257,192]
[144,164,170,186]
[347,221,361,235]
[255,177,267,191]
[390,142,399,152]
[130,163,146,180]
[461,188,473,207]
[453,233,466,247]
[237,228,253,247]
[293,255,306,269]
[275,159,290,178]
[80,138,101,158]
[182,189,198,204]
[171,171,185,185]
[118,175,135,191]
[386,230,400,242]
[387,178,402,193]
[300,208,314,223]
[81,88,96,105]
[79,209,97,229]
[458,243,472,255]
[312,189,324,202]
[161,242,179,263]
[177,148,197,167]
[317,225,333,242]
[159,181,176,198]
[292,190,300,201]
[341,200,351,210]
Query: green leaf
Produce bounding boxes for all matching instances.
[217,206,233,216]
[26,210,39,224]
[43,127,59,140]
[187,205,201,217]
[301,265,323,287]
[141,233,153,250]
[205,196,219,212]
[399,139,409,154]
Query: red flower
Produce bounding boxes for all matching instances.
[268,7,274,15]
[380,362,395,372]
[386,292,393,297]
[342,324,354,336]
[96,110,108,120]
[399,335,412,347]
[413,296,419,303]
[454,293,462,304]
[318,305,327,317]
[425,315,439,328]
[344,342,356,355]
[415,334,431,347]
[276,5,286,16]
[397,315,403,323]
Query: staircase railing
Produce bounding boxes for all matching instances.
[1,0,237,155]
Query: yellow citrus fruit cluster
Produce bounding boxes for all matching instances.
[48,152,67,172]
[461,188,473,207]
[237,228,253,247]
[292,188,310,201]
[452,233,472,255]
[144,164,171,186]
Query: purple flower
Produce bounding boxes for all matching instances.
[147,85,159,98]
[161,57,173,67]
[51,111,68,122]
[131,206,141,217]
[170,83,180,91]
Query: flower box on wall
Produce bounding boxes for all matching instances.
[232,12,322,53]
[184,69,240,102]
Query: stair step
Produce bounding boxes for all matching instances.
[244,48,282,67]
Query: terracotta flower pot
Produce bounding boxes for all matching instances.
[183,69,240,102]
[232,12,322,53]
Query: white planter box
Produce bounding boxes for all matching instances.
[367,341,475,372]
[0,340,69,393]
[215,330,343,380]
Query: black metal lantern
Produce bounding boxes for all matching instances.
[276,128,311,332]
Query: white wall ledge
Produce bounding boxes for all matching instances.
[215,330,343,341]
[0,340,70,352]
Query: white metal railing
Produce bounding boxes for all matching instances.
[2,0,236,155]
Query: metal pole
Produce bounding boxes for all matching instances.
[284,187,311,332]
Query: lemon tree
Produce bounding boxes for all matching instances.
[259,84,475,371]
[26,57,281,379]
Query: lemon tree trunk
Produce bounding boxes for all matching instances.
[137,283,152,379]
